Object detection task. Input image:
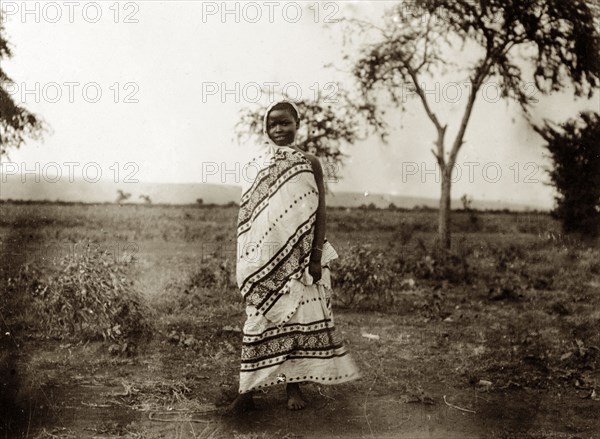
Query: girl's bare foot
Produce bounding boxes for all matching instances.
[222,392,255,416]
[286,383,307,410]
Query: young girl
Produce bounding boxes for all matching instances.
[231,100,360,413]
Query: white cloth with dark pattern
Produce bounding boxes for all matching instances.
[235,102,360,394]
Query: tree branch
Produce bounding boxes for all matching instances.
[415,14,434,72]
[404,65,443,134]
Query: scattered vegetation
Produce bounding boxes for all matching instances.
[1,202,598,437]
[4,241,151,354]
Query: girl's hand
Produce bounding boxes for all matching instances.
[309,260,322,283]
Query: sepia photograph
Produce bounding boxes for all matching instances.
[1,1,599,438]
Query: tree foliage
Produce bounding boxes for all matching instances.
[352,0,599,113]
[535,111,600,237]
[0,24,45,156]
[235,89,382,167]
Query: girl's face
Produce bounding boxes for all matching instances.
[267,109,298,146]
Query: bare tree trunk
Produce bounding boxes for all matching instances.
[439,166,452,250]
[437,75,480,250]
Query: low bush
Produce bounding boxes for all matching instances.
[332,239,472,311]
[333,244,397,310]
[6,243,151,354]
[154,256,243,334]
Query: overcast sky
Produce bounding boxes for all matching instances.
[1,1,598,208]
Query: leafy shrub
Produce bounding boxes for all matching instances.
[9,243,151,352]
[401,236,472,285]
[536,111,600,237]
[160,257,239,314]
[2,264,46,330]
[334,244,397,310]
[390,221,416,246]
[413,249,470,284]
[479,244,555,296]
[334,239,473,311]
[523,265,556,290]
[459,195,481,232]
[579,248,600,275]
[186,258,232,291]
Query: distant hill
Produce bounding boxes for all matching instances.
[0,175,549,211]
[0,175,240,205]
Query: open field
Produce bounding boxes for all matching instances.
[1,202,599,438]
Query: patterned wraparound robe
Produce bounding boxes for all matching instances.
[236,103,360,393]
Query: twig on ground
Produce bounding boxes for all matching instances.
[474,394,490,403]
[148,410,216,422]
[443,395,476,414]
[318,386,336,400]
[81,402,114,408]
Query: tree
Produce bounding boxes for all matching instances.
[236,93,382,199]
[0,23,44,156]
[345,0,600,248]
[534,111,600,237]
[461,193,480,230]
[236,92,377,173]
[460,194,473,211]
[139,194,152,204]
[115,190,131,204]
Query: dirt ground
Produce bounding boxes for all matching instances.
[7,326,600,439]
[1,205,599,438]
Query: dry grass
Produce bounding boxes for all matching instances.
[1,201,599,437]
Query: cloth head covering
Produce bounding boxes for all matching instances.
[261,100,300,142]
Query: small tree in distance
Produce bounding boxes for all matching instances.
[116,190,131,204]
[139,194,152,205]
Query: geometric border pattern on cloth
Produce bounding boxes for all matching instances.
[238,280,361,394]
[240,211,316,312]
[237,148,313,237]
[241,331,344,371]
[237,146,319,314]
